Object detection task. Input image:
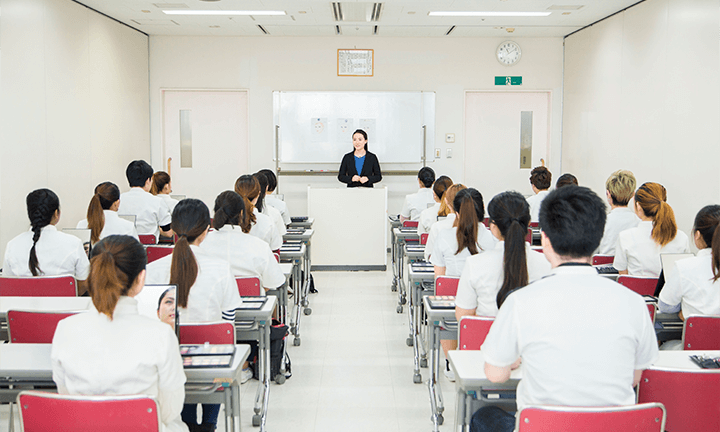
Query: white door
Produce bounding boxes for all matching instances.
[464,92,550,201]
[162,90,249,212]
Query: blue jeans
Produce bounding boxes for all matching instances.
[470,406,516,432]
[182,403,220,428]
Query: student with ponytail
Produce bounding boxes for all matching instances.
[201,191,285,292]
[254,172,287,237]
[431,188,497,277]
[77,182,139,244]
[455,191,551,319]
[258,169,291,226]
[234,175,282,250]
[51,235,188,432]
[424,183,465,261]
[418,175,453,235]
[614,182,690,276]
[3,189,90,286]
[150,171,180,213]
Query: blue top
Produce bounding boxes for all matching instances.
[354,155,365,176]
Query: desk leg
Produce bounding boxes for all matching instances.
[391,230,398,291]
[300,244,312,314]
[253,320,271,430]
[396,241,406,313]
[291,257,303,346]
[410,281,422,384]
[427,323,444,432]
[454,388,465,432]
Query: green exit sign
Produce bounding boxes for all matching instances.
[495,76,523,86]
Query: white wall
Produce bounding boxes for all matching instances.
[0,0,150,261]
[563,0,720,238]
[148,36,564,215]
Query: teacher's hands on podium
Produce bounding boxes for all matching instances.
[352,175,369,184]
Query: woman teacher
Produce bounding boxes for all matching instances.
[338,129,382,188]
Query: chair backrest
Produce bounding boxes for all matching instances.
[420,233,429,245]
[529,222,539,228]
[482,217,489,227]
[0,275,77,297]
[146,245,174,263]
[18,391,161,432]
[647,303,656,324]
[617,275,658,297]
[8,310,78,343]
[435,276,460,296]
[458,316,494,350]
[682,315,720,350]
[525,228,532,243]
[179,322,235,344]
[273,252,280,263]
[638,367,720,432]
[402,220,419,228]
[138,234,157,245]
[516,403,666,432]
[592,255,615,265]
[235,277,262,297]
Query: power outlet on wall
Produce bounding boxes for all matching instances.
[446,149,453,158]
[435,148,441,158]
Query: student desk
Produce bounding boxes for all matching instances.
[0,343,251,432]
[423,295,458,431]
[288,217,314,229]
[0,297,92,341]
[404,244,426,261]
[283,229,314,319]
[279,243,307,346]
[407,263,435,385]
[393,227,420,313]
[271,263,293,325]
[388,216,402,292]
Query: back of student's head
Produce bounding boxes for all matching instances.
[26,189,60,276]
[170,199,210,308]
[605,170,636,206]
[126,160,154,188]
[234,175,259,231]
[434,176,454,217]
[694,205,720,282]
[253,172,268,212]
[87,182,120,244]
[488,191,532,307]
[453,188,485,255]
[530,166,552,190]
[213,191,246,231]
[539,186,606,258]
[555,173,578,189]
[89,235,146,319]
[635,182,677,247]
[445,184,467,213]
[150,171,171,195]
[418,167,435,188]
[258,169,278,192]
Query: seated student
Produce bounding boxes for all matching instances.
[234,175,282,251]
[258,169,291,226]
[418,175,453,235]
[555,173,578,188]
[151,171,180,213]
[145,199,243,431]
[400,167,436,222]
[473,186,658,432]
[614,182,690,277]
[455,191,551,319]
[254,172,287,237]
[118,160,173,240]
[51,235,188,432]
[596,170,640,256]
[431,188,497,277]
[77,182,139,244]
[201,191,286,292]
[3,189,90,293]
[526,165,552,223]
[424,184,465,261]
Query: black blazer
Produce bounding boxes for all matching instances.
[338,151,382,188]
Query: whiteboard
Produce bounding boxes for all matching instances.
[274,91,435,164]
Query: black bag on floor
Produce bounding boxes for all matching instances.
[251,319,291,382]
[289,271,317,294]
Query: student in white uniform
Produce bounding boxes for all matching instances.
[3,188,90,293]
[596,170,640,255]
[201,191,286,292]
[614,182,690,277]
[431,188,497,277]
[151,171,180,213]
[424,184,464,261]
[418,175,453,235]
[234,175,282,250]
[144,199,243,431]
[118,160,173,241]
[258,169,291,226]
[473,186,658,432]
[76,182,139,244]
[254,172,287,237]
[51,235,188,432]
[525,165,552,223]
[555,173,578,188]
[400,167,436,222]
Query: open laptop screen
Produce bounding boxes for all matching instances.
[661,253,695,283]
[135,284,179,339]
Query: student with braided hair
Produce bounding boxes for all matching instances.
[3,189,90,289]
[76,182,138,244]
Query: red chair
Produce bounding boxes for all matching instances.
[7,310,77,343]
[516,403,666,432]
[592,255,614,266]
[138,234,157,245]
[18,391,161,432]
[179,322,235,344]
[646,303,656,324]
[682,315,720,350]
[529,222,539,228]
[0,275,77,297]
[146,245,174,263]
[435,276,460,296]
[617,276,658,297]
[458,316,493,350]
[236,277,262,297]
[525,228,532,243]
[420,233,429,245]
[402,220,419,228]
[483,217,489,227]
[638,367,720,432]
[532,248,544,254]
[273,253,280,263]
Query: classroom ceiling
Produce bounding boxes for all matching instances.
[77,0,644,37]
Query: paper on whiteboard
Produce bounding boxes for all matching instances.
[310,118,328,143]
[336,118,354,143]
[359,119,376,142]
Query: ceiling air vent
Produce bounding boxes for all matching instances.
[331,3,383,22]
[546,5,585,11]
[445,26,456,36]
[152,3,189,9]
[257,25,269,35]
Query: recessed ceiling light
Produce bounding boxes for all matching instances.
[506,28,515,33]
[163,10,286,16]
[428,11,551,17]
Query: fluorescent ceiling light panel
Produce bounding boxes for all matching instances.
[428,11,551,17]
[163,10,286,16]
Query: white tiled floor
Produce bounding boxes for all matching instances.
[0,267,458,432]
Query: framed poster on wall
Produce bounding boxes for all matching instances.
[337,49,373,77]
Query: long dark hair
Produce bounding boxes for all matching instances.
[234,175,259,232]
[213,191,245,230]
[693,205,720,282]
[87,182,120,244]
[434,176,453,217]
[488,191,531,308]
[26,189,60,276]
[353,129,368,151]
[254,172,268,212]
[453,188,485,255]
[170,199,211,308]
